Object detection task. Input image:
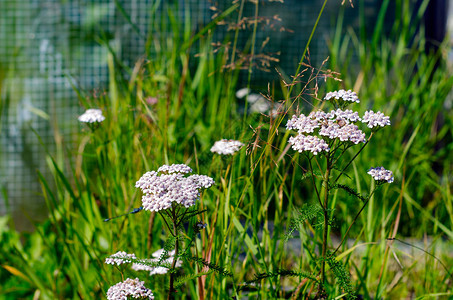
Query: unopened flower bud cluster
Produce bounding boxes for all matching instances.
[135,164,214,212]
[286,90,390,155]
[106,278,154,300]
[210,139,244,155]
[78,108,105,123]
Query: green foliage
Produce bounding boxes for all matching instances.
[244,269,318,285]
[332,183,367,202]
[174,271,212,289]
[285,203,323,241]
[180,209,207,224]
[326,253,356,300]
[181,255,233,278]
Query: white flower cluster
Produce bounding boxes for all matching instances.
[319,123,366,144]
[157,164,192,174]
[106,278,154,300]
[210,139,244,155]
[362,110,391,129]
[135,164,214,212]
[286,91,392,155]
[332,109,361,122]
[286,110,366,155]
[78,108,105,123]
[324,89,360,103]
[367,167,394,183]
[286,114,320,134]
[288,134,330,155]
[105,251,137,266]
[131,249,182,276]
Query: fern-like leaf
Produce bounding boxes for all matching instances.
[285,203,323,241]
[247,269,318,284]
[332,184,366,202]
[326,252,356,299]
[238,269,317,291]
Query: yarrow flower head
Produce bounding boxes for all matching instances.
[324,89,360,103]
[286,107,367,155]
[318,122,366,144]
[285,88,392,156]
[157,164,192,174]
[135,164,214,212]
[106,278,154,300]
[361,110,391,129]
[367,166,394,183]
[288,134,330,155]
[210,139,244,155]
[131,249,182,276]
[105,251,137,266]
[78,108,105,123]
[286,114,320,134]
[324,89,360,107]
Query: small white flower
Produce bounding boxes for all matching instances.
[158,164,192,174]
[361,110,391,129]
[318,121,366,144]
[286,113,320,134]
[367,166,394,183]
[107,278,154,300]
[308,110,328,121]
[331,109,361,122]
[189,174,216,189]
[78,108,105,123]
[324,89,360,103]
[246,93,265,104]
[235,87,251,99]
[135,164,214,212]
[288,134,330,155]
[210,139,244,155]
[105,251,137,266]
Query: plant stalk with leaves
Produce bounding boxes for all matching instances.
[286,90,393,298]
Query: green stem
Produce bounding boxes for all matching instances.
[168,207,180,300]
[319,153,331,295]
[307,156,322,208]
[334,132,374,184]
